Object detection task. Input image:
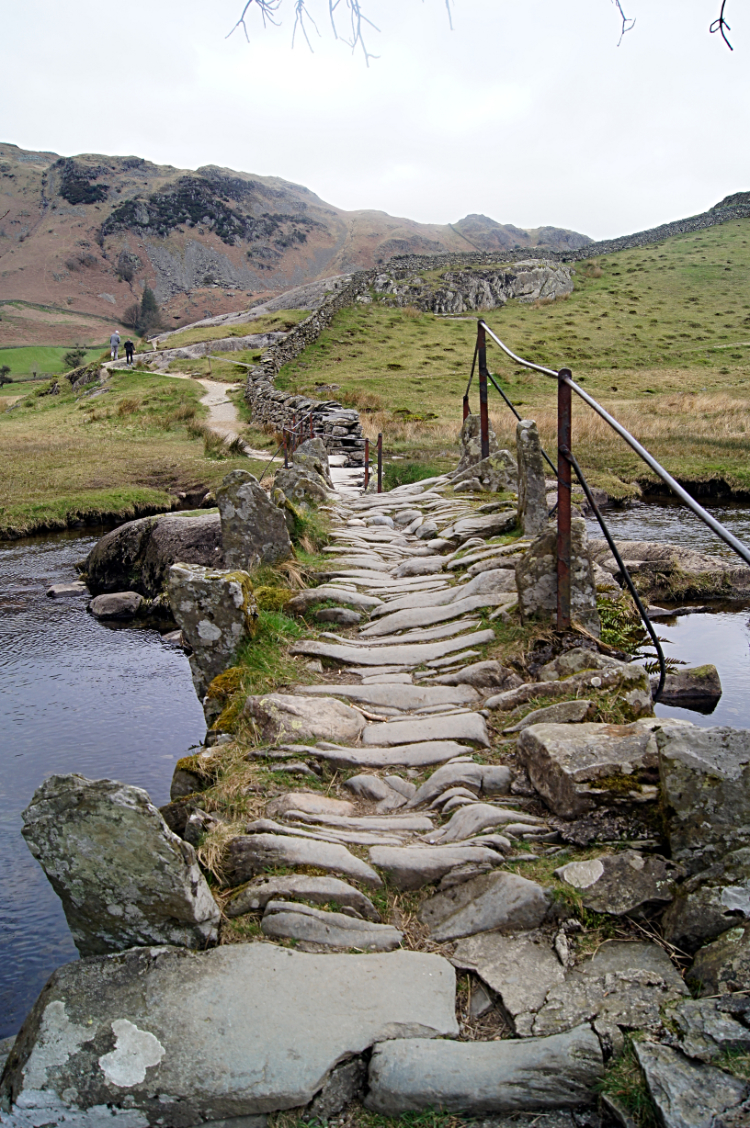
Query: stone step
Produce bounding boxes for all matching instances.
[362,712,490,748]
[293,683,478,709]
[291,631,495,667]
[282,741,474,769]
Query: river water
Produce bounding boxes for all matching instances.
[0,531,205,1039]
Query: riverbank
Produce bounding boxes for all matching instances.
[0,367,273,539]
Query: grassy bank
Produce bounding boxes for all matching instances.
[0,345,107,378]
[273,217,750,498]
[0,368,271,539]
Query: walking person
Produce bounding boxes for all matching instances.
[124,339,135,366]
[110,330,121,361]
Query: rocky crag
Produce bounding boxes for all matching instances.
[5,423,750,1128]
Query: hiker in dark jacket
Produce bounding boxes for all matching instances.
[124,340,135,365]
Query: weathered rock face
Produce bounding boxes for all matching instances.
[455,414,500,476]
[21,774,220,957]
[516,419,548,537]
[658,721,750,873]
[515,518,600,636]
[244,692,366,744]
[669,996,750,1062]
[452,452,517,494]
[365,1025,602,1115]
[691,926,750,995]
[555,851,682,916]
[372,260,575,315]
[85,511,224,597]
[662,848,750,953]
[1,945,458,1124]
[275,464,331,505]
[293,437,333,487]
[216,470,292,570]
[168,563,258,698]
[517,719,660,819]
[634,1040,749,1128]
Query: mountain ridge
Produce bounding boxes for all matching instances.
[0,143,590,345]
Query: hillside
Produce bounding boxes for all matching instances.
[0,143,590,347]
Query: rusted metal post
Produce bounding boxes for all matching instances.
[477,322,490,460]
[283,429,289,469]
[557,369,573,631]
[377,433,383,494]
[364,438,370,489]
[462,394,470,421]
[309,414,314,439]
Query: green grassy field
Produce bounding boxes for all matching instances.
[270,217,750,497]
[0,370,271,538]
[155,309,308,351]
[0,345,107,379]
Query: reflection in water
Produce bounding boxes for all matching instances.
[0,531,205,1038]
[586,501,750,730]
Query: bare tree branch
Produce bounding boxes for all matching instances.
[227,0,282,43]
[710,0,733,49]
[611,0,635,46]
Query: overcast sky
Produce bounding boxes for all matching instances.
[3,1,748,240]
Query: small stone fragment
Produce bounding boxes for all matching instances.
[670,996,750,1063]
[555,851,681,916]
[316,607,362,626]
[503,700,593,733]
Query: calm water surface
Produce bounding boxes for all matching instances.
[587,501,750,730]
[0,531,205,1038]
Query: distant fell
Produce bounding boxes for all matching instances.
[0,143,590,345]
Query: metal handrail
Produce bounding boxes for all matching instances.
[479,319,750,570]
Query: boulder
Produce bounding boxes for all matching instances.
[315,606,362,626]
[261,901,403,950]
[418,870,549,941]
[365,1025,603,1115]
[690,926,750,995]
[487,658,652,722]
[654,664,722,708]
[88,590,143,619]
[555,851,682,916]
[244,693,366,745]
[225,874,380,921]
[217,470,292,569]
[537,646,623,682]
[21,774,220,957]
[47,581,88,598]
[275,465,331,505]
[0,945,458,1124]
[658,721,750,873]
[634,1041,749,1128]
[168,563,258,698]
[516,419,548,537]
[662,848,750,953]
[515,518,600,636]
[85,511,224,597]
[517,719,661,819]
[454,413,501,476]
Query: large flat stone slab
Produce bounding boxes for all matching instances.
[262,902,403,950]
[302,741,474,769]
[517,720,660,818]
[657,720,750,873]
[369,845,503,890]
[452,931,566,1036]
[291,631,495,667]
[293,684,478,709]
[287,587,384,612]
[365,1025,602,1114]
[419,870,550,941]
[361,593,513,637]
[227,833,382,888]
[363,712,490,747]
[21,774,220,958]
[225,875,380,921]
[1,945,458,1124]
